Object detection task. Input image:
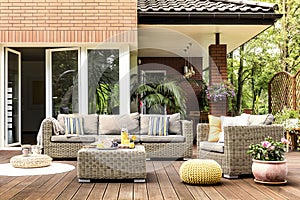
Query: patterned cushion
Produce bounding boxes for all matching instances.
[64,117,84,135]
[140,113,181,135]
[148,116,169,136]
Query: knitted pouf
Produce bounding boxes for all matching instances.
[179,159,222,185]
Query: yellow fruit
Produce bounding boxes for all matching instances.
[131,135,137,141]
[129,143,135,148]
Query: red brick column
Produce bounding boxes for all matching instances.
[209,44,227,116]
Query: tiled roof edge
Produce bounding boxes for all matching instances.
[213,0,278,10]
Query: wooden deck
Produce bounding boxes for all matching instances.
[0,149,299,200]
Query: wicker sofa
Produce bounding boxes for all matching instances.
[41,113,193,159]
[197,123,284,178]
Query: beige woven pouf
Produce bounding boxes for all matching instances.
[179,159,222,185]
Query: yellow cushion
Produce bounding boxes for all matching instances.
[179,159,222,185]
[208,115,221,142]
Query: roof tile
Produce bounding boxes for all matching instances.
[138,0,277,13]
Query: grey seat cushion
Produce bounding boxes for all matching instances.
[199,141,224,153]
[140,135,185,143]
[51,135,96,143]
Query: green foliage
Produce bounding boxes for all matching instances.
[229,0,300,114]
[247,137,289,161]
[274,108,300,131]
[88,49,119,114]
[131,76,187,118]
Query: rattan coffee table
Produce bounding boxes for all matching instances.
[77,145,146,182]
[10,154,52,168]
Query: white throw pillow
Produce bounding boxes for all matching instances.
[98,112,139,135]
[220,114,250,130]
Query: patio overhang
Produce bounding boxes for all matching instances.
[138,24,273,57]
[137,0,282,57]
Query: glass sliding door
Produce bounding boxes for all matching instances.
[87,49,119,114]
[5,48,21,146]
[46,48,79,117]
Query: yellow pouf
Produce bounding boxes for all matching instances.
[179,159,222,185]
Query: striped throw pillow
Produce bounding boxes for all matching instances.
[64,117,84,135]
[148,116,169,136]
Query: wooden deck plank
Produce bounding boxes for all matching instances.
[145,161,163,200]
[102,183,121,199]
[172,160,211,200]
[0,176,28,195]
[118,183,134,200]
[153,161,180,199]
[133,182,148,200]
[87,183,108,200]
[166,161,196,199]
[220,178,257,200]
[213,182,241,199]
[40,167,78,200]
[0,149,299,200]
[243,178,289,200]
[24,169,73,200]
[236,179,271,200]
[0,176,41,200]
[72,183,95,200]
[55,176,81,200]
[6,174,53,200]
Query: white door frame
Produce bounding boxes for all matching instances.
[45,47,81,117]
[4,48,22,146]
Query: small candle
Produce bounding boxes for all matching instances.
[22,149,29,156]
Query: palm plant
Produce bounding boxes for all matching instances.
[88,49,119,114]
[131,75,187,117]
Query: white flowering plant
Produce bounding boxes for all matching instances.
[205,80,235,102]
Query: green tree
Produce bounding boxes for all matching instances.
[228,0,300,114]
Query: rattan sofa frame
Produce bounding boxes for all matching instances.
[197,123,284,178]
[42,118,193,159]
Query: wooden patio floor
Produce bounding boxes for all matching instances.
[0,148,299,200]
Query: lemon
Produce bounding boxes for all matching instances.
[129,143,135,148]
[131,135,137,141]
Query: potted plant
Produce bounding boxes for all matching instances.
[247,137,290,184]
[131,75,187,118]
[205,80,235,102]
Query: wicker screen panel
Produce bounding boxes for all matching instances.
[294,70,300,110]
[269,71,294,114]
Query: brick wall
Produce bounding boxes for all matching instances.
[0,0,137,43]
[138,57,203,116]
[209,44,228,116]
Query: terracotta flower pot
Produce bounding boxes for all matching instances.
[252,159,288,184]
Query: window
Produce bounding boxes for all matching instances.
[88,49,119,114]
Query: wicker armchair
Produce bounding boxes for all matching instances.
[197,123,284,178]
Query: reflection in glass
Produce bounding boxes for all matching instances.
[52,50,78,117]
[88,49,119,114]
[7,52,20,144]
